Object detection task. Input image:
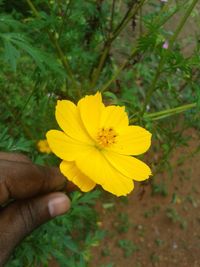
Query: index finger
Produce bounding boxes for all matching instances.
[0,159,68,205]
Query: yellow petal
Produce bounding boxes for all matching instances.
[56,100,93,144]
[103,150,151,181]
[46,130,87,161]
[75,147,134,196]
[110,125,152,155]
[78,92,104,139]
[60,161,96,192]
[100,105,129,130]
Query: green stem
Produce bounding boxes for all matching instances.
[47,33,76,83]
[168,0,198,50]
[109,0,116,33]
[145,103,196,118]
[91,44,111,89]
[154,126,186,175]
[141,0,198,115]
[58,0,72,39]
[90,0,146,88]
[141,58,165,115]
[130,103,197,123]
[26,0,39,15]
[99,1,178,93]
[139,6,143,37]
[100,47,138,93]
[26,0,78,90]
[111,0,147,41]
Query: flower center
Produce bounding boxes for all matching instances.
[96,127,117,148]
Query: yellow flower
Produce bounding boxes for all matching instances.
[46,92,152,196]
[37,139,51,154]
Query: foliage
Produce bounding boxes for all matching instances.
[0,0,199,265]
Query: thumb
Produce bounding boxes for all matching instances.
[0,192,70,266]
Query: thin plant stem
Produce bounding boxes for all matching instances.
[111,0,146,40]
[100,47,138,93]
[154,125,186,175]
[99,1,179,93]
[58,0,72,39]
[109,0,116,33]
[139,6,143,37]
[90,0,146,88]
[141,0,199,116]
[26,0,78,91]
[130,103,197,123]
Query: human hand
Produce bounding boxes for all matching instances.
[0,152,71,266]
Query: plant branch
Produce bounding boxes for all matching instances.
[144,103,196,121]
[111,0,146,42]
[58,0,72,39]
[141,0,199,116]
[100,47,138,93]
[99,1,180,93]
[130,103,197,123]
[109,0,116,33]
[26,0,78,90]
[90,0,146,88]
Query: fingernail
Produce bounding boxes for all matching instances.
[48,194,70,217]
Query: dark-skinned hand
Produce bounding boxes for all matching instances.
[0,152,72,266]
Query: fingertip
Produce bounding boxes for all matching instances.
[47,192,71,218]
